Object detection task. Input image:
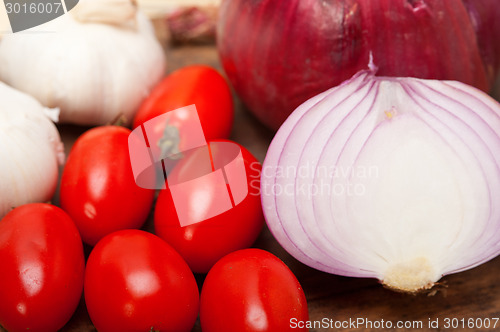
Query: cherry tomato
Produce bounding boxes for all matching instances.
[0,203,85,332]
[154,139,264,273]
[132,65,234,140]
[200,249,309,332]
[60,126,154,246]
[84,230,199,332]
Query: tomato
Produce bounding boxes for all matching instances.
[200,249,309,332]
[84,230,199,332]
[60,126,154,246]
[154,139,264,273]
[0,203,85,332]
[132,65,234,140]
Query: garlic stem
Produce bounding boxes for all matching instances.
[71,0,138,27]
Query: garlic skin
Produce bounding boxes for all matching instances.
[0,82,64,219]
[0,0,166,126]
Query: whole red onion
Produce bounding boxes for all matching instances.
[217,0,500,130]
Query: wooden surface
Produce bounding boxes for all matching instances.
[3,21,500,332]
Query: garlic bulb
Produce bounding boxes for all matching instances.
[0,82,64,219]
[261,70,500,293]
[0,0,166,126]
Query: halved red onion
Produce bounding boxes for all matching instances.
[261,69,500,292]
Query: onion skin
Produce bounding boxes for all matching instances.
[218,0,496,130]
[462,0,500,84]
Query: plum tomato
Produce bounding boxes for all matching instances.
[132,65,234,140]
[200,249,309,332]
[154,139,264,273]
[84,230,199,332]
[60,126,155,246]
[0,203,85,332]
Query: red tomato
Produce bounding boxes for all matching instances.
[200,249,309,332]
[0,203,85,332]
[60,126,154,246]
[154,139,264,273]
[132,65,234,140]
[84,230,199,332]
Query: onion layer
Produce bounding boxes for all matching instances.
[261,70,500,292]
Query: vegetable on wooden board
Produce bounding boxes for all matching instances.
[0,0,166,126]
[261,67,500,293]
[218,0,500,130]
[0,82,64,219]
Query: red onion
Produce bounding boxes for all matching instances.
[261,69,500,293]
[218,0,500,130]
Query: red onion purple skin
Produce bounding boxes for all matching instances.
[462,0,500,85]
[217,0,496,130]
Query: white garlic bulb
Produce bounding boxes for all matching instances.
[0,0,166,125]
[0,82,64,219]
